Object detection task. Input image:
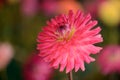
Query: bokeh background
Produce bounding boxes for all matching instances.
[0,0,120,80]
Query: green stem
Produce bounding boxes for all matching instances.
[67,71,73,80]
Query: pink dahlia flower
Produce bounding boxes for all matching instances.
[23,53,53,80]
[97,45,120,75]
[37,10,103,73]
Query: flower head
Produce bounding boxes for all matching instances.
[37,10,103,73]
[97,45,120,75]
[23,53,53,80]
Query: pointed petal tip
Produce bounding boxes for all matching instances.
[93,20,98,24]
[75,67,79,72]
[82,68,85,71]
[53,65,59,69]
[60,66,65,72]
[66,67,73,73]
[81,66,85,71]
[60,68,64,72]
[77,10,82,13]
[86,13,91,18]
[99,47,103,51]
[66,69,71,74]
[91,58,95,62]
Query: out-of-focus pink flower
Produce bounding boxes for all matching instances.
[0,42,14,70]
[37,10,103,73]
[23,53,53,80]
[21,0,38,17]
[21,0,83,17]
[97,45,120,75]
[39,0,57,16]
[84,0,106,18]
[21,0,57,17]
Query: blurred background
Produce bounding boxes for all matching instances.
[0,0,120,80]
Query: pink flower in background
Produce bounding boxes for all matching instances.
[37,10,103,73]
[39,0,57,16]
[21,0,82,17]
[23,53,53,80]
[0,42,14,70]
[21,0,57,16]
[97,45,120,75]
[21,0,38,16]
[84,0,106,18]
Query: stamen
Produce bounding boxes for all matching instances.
[57,24,70,36]
[56,24,75,41]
